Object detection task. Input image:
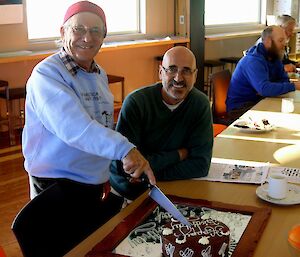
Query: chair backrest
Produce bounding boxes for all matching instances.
[211,69,231,122]
[0,80,9,99]
[0,80,8,88]
[11,183,98,257]
[0,245,7,257]
[107,74,125,102]
[213,123,227,137]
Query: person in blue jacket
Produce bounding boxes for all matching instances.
[255,15,298,73]
[226,25,300,119]
[22,1,155,249]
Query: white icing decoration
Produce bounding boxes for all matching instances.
[113,206,251,257]
[115,242,161,257]
[153,206,172,223]
[218,242,228,257]
[201,214,210,220]
[165,243,175,257]
[201,245,212,257]
[179,247,194,257]
[198,236,210,245]
[220,230,230,236]
[163,227,173,236]
[199,209,250,244]
[175,236,186,244]
[173,224,193,244]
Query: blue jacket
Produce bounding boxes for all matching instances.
[226,43,295,111]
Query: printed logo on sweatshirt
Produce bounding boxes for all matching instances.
[81,92,101,101]
[101,111,113,127]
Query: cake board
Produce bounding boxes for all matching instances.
[87,195,271,257]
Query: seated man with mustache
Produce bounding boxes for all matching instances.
[110,46,213,203]
[226,25,300,121]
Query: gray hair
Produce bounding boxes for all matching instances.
[261,25,275,42]
[56,20,73,48]
[276,14,296,28]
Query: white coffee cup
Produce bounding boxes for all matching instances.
[262,173,288,200]
[281,98,294,113]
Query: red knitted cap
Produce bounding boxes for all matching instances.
[63,1,107,37]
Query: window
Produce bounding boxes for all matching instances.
[26,0,140,40]
[205,0,262,26]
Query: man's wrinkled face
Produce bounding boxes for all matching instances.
[61,12,105,70]
[159,48,197,105]
[283,22,295,40]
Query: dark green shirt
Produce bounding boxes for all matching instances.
[110,83,213,200]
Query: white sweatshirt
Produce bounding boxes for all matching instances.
[22,52,134,184]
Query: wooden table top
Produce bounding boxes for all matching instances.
[65,179,300,257]
[215,90,300,168]
[65,91,300,257]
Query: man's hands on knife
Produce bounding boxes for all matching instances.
[122,147,156,186]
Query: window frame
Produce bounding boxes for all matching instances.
[25,0,175,52]
[25,0,148,50]
[205,0,267,36]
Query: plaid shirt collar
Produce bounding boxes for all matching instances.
[59,48,101,76]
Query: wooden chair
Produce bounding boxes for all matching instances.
[107,74,124,124]
[211,69,233,126]
[0,80,26,145]
[0,80,9,129]
[107,74,125,103]
[213,123,227,137]
[219,57,241,73]
[0,246,7,257]
[204,60,225,101]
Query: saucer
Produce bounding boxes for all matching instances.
[256,184,300,205]
[233,120,274,133]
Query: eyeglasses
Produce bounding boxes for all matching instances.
[70,25,104,39]
[162,66,196,76]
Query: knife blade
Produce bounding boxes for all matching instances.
[149,185,191,227]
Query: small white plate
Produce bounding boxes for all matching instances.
[233,120,274,133]
[256,184,300,205]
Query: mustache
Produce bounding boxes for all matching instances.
[168,80,186,87]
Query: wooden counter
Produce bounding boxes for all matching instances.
[0,37,190,64]
[205,30,262,41]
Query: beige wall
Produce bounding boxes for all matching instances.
[96,44,174,96]
[0,43,174,93]
[0,0,177,123]
[0,43,175,124]
[0,0,175,52]
[0,0,175,90]
[0,0,291,90]
[205,35,260,60]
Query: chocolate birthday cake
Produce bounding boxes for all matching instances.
[161,217,230,257]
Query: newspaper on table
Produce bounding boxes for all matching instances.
[195,158,270,184]
[269,166,300,184]
[196,158,300,184]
